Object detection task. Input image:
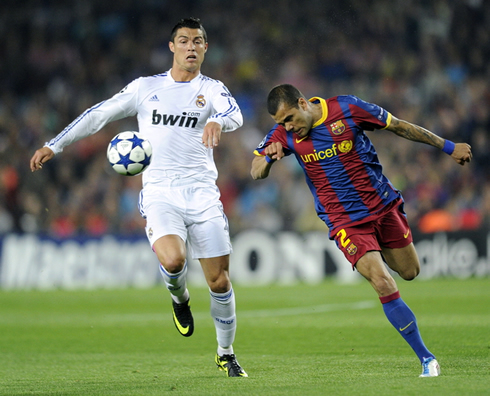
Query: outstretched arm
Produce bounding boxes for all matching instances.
[29,79,139,173]
[386,116,472,166]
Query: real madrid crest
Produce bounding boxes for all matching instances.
[196,95,206,108]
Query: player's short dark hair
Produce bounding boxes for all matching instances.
[267,84,305,115]
[170,17,207,43]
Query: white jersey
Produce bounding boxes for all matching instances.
[45,70,243,187]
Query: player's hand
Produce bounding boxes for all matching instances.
[202,121,222,148]
[265,142,285,161]
[452,143,472,166]
[30,147,54,172]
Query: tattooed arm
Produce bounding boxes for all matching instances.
[386,116,473,166]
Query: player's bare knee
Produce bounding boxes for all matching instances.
[159,256,186,274]
[207,276,231,294]
[400,266,420,281]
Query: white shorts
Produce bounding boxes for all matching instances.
[139,182,232,259]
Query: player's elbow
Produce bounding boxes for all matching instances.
[250,156,271,180]
[229,112,243,130]
[235,112,244,128]
[250,167,267,180]
[250,170,261,180]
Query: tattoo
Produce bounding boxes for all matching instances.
[389,119,443,149]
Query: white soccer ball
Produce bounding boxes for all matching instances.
[107,131,152,176]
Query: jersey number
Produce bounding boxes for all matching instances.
[336,229,351,248]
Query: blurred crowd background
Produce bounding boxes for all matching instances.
[1,0,489,239]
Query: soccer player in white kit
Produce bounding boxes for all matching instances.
[29,17,248,377]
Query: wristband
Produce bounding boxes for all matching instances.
[265,155,274,163]
[442,140,455,155]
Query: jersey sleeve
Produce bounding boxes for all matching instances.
[253,124,292,157]
[206,81,243,133]
[341,95,392,131]
[45,79,140,154]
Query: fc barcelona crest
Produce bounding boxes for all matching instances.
[330,120,345,135]
[346,242,358,255]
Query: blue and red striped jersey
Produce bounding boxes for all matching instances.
[254,95,402,238]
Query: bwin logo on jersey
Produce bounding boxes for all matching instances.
[152,110,198,128]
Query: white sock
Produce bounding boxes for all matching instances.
[210,287,236,350]
[159,261,189,304]
[218,345,234,356]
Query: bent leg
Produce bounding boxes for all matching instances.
[356,251,434,363]
[154,234,187,273]
[355,251,398,297]
[154,235,189,303]
[382,242,420,281]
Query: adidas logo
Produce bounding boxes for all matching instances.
[149,95,159,102]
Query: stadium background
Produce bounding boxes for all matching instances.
[0,0,489,288]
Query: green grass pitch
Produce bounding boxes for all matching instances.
[1,277,489,395]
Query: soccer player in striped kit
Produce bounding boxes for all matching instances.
[30,18,247,377]
[251,83,472,377]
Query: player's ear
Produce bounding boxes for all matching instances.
[169,41,175,53]
[298,97,308,110]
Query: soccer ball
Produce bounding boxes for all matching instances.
[107,131,152,176]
